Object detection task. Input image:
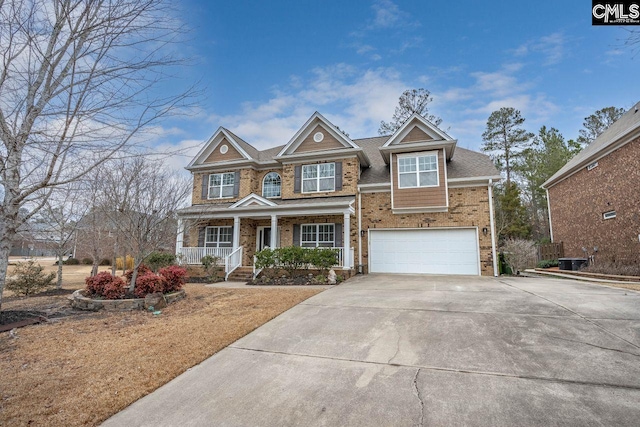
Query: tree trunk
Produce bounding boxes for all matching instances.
[57,253,64,289]
[0,242,12,312]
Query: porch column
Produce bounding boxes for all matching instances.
[233,216,240,249]
[343,213,351,269]
[270,215,278,248]
[175,218,184,258]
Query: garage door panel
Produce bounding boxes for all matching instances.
[369,229,479,275]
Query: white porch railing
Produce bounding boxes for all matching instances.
[225,246,243,280]
[179,247,232,265]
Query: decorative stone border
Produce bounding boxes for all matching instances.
[71,289,186,311]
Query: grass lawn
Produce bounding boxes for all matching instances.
[0,263,322,426]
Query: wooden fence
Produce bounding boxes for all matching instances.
[537,242,564,261]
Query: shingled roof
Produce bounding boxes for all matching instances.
[542,100,640,188]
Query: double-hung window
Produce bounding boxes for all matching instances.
[302,163,335,193]
[208,173,235,199]
[398,153,438,188]
[205,226,233,247]
[301,224,335,247]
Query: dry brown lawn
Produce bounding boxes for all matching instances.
[0,264,321,426]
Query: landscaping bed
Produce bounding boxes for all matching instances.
[534,267,640,291]
[0,283,321,426]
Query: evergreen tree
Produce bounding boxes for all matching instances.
[481,108,534,185]
[576,106,625,145]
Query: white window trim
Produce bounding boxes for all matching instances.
[301,163,336,193]
[205,226,233,247]
[300,223,335,247]
[208,172,235,199]
[603,210,616,220]
[397,152,439,189]
[262,172,282,199]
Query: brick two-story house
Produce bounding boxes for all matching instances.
[176,112,501,279]
[542,101,640,265]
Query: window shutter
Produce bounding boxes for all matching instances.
[294,165,302,193]
[233,171,240,197]
[334,223,342,248]
[335,162,342,191]
[201,174,209,199]
[293,224,300,246]
[198,227,206,247]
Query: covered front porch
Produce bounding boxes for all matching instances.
[176,194,356,280]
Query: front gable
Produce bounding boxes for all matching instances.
[188,128,253,168]
[230,193,277,208]
[380,114,456,162]
[277,112,361,157]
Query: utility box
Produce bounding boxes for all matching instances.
[558,258,588,271]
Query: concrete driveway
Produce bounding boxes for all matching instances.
[103,274,640,426]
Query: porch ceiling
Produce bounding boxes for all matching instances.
[177,195,355,219]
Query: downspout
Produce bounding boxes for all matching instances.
[545,188,554,242]
[488,179,498,277]
[357,191,363,273]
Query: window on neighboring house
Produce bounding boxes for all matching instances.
[262,172,281,198]
[302,163,335,193]
[603,210,616,220]
[208,172,235,199]
[587,162,598,171]
[301,224,335,247]
[205,226,233,247]
[398,153,438,188]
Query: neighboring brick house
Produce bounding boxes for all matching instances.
[542,101,640,265]
[176,112,501,278]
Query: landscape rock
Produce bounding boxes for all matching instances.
[327,269,337,285]
[144,293,167,310]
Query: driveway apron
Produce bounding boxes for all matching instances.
[103,274,640,426]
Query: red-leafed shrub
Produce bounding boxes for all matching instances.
[133,273,166,298]
[124,264,152,284]
[85,272,127,300]
[159,265,188,292]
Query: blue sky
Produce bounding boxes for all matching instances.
[158,0,639,167]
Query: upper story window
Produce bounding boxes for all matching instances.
[208,172,235,199]
[262,172,281,198]
[398,153,438,188]
[302,163,335,193]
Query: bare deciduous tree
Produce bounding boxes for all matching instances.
[378,88,442,135]
[0,0,194,309]
[100,158,189,292]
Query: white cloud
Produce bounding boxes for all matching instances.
[513,32,566,65]
[204,65,407,149]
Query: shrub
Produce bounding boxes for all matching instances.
[536,259,559,269]
[116,255,134,270]
[254,248,276,269]
[81,257,93,265]
[146,251,176,272]
[85,272,126,300]
[134,273,166,298]
[99,258,112,266]
[501,239,537,275]
[201,255,222,281]
[306,248,339,273]
[277,246,309,276]
[63,257,80,265]
[6,261,55,296]
[583,260,640,277]
[159,265,188,292]
[124,264,152,284]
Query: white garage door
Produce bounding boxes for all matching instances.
[369,228,480,275]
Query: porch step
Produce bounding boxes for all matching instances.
[227,267,254,282]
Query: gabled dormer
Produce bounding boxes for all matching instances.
[381,114,457,214]
[276,112,370,166]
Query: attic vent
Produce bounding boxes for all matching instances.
[587,161,598,171]
[603,210,616,220]
[313,132,324,143]
[220,144,229,154]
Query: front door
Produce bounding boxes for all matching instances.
[257,227,280,252]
